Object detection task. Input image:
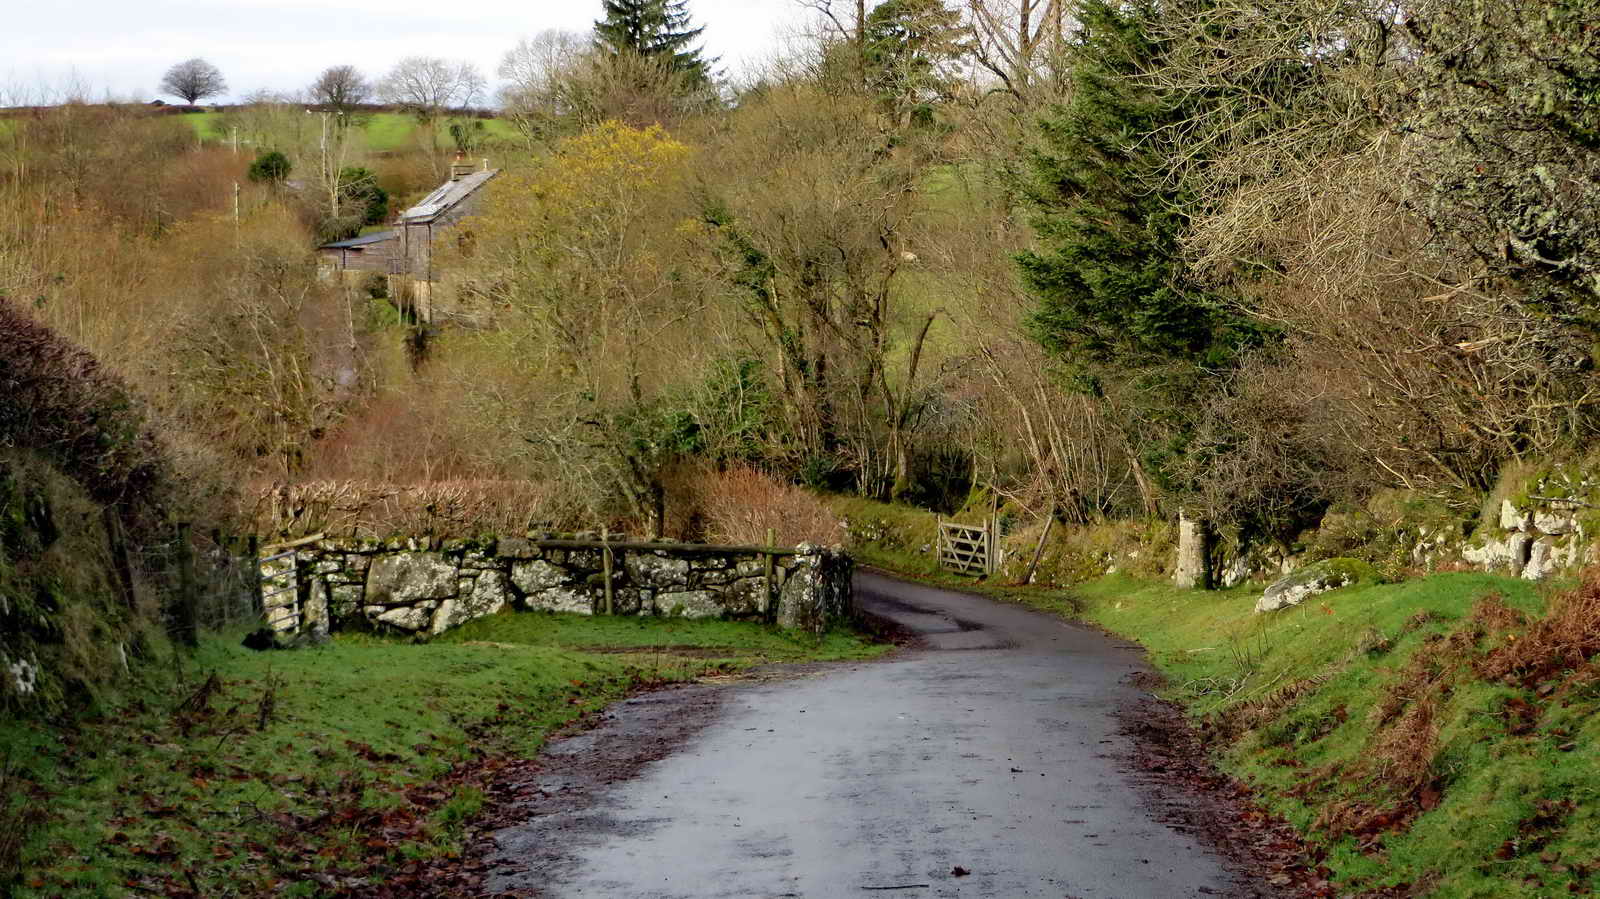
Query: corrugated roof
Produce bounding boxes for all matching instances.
[401,170,499,224]
[320,229,397,250]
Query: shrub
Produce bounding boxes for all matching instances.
[0,300,172,538]
[682,466,843,547]
[247,150,291,184]
[1478,569,1600,688]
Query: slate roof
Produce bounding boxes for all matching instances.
[400,169,499,224]
[320,229,397,250]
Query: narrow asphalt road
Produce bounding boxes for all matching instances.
[487,570,1252,898]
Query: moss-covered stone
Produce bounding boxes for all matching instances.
[1256,557,1379,613]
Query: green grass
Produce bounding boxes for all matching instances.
[1062,573,1600,898]
[438,611,885,663]
[831,493,948,577]
[360,113,418,152]
[176,111,522,153]
[921,568,1597,896]
[179,110,225,141]
[2,611,885,895]
[1071,572,1544,715]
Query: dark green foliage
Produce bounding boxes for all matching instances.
[1011,0,1285,511]
[594,0,712,83]
[861,0,967,117]
[700,201,775,308]
[622,403,703,460]
[620,358,778,467]
[693,358,776,463]
[1016,0,1237,369]
[338,166,388,227]
[448,118,487,153]
[246,150,291,185]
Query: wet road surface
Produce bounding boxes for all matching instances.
[487,570,1251,898]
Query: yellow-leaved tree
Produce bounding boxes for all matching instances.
[445,121,714,532]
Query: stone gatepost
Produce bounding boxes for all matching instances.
[1174,509,1211,590]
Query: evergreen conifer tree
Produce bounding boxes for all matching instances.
[595,0,712,83]
[1016,0,1235,370]
[1016,0,1266,505]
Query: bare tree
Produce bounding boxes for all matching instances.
[377,57,485,170]
[962,0,1068,99]
[498,30,587,140]
[698,84,945,497]
[308,65,370,113]
[499,30,586,97]
[160,58,227,104]
[800,0,871,46]
[377,57,485,121]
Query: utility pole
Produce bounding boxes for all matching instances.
[314,109,348,224]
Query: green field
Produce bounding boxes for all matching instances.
[178,111,520,153]
[179,109,225,141]
[1,613,884,895]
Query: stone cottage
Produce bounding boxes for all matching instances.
[317,158,498,322]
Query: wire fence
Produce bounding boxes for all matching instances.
[125,525,263,643]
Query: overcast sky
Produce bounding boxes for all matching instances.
[2,0,815,104]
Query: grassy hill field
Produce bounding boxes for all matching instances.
[177,110,520,153]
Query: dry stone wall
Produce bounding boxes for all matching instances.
[1456,499,1594,580]
[261,536,853,639]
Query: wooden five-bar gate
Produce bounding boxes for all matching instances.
[937,517,997,576]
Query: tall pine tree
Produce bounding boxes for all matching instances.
[595,0,712,84]
[1016,0,1263,509]
[1016,0,1233,370]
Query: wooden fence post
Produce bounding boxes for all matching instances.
[989,494,1000,576]
[176,522,199,647]
[1025,510,1055,585]
[602,526,615,616]
[247,534,262,616]
[1175,508,1212,590]
[650,482,666,540]
[103,507,138,614]
[764,528,776,615]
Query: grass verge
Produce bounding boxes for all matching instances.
[1,612,885,896]
[1065,573,1600,898]
[179,110,224,141]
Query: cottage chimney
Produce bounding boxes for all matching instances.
[481,158,489,172]
[450,155,473,181]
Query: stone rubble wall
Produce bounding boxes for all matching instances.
[1453,499,1594,581]
[260,536,854,639]
[1215,497,1595,589]
[942,493,1598,596]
